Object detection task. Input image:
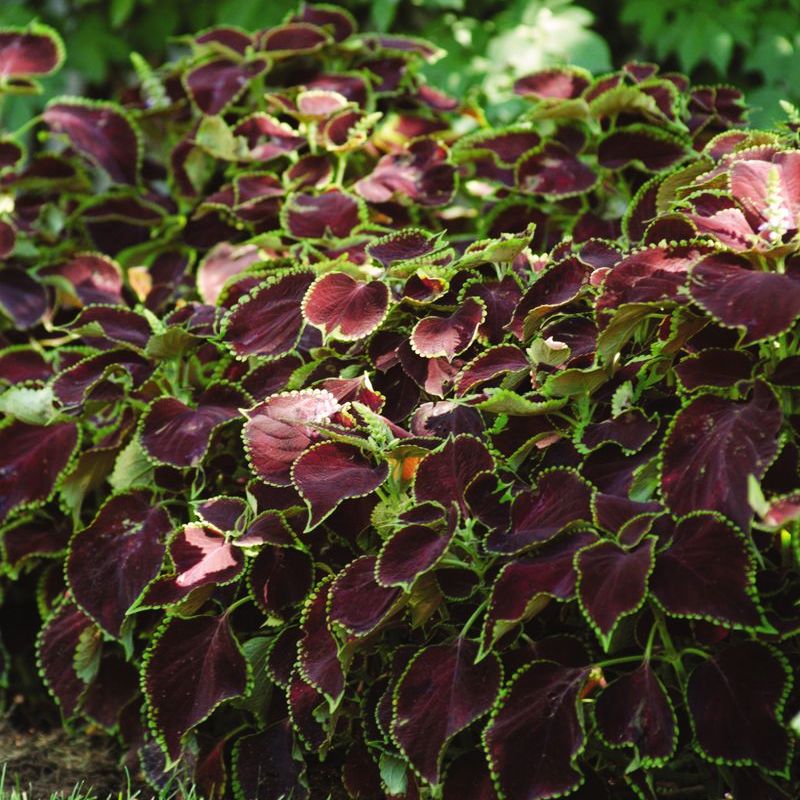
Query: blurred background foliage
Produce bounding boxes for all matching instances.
[1,0,799,127]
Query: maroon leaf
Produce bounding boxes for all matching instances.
[578,410,658,453]
[576,538,656,648]
[375,523,453,589]
[367,228,442,267]
[0,221,15,258]
[79,654,139,730]
[0,25,62,77]
[0,420,79,522]
[514,68,590,99]
[482,530,597,654]
[66,306,151,349]
[243,389,340,486]
[197,242,264,305]
[44,99,141,184]
[283,191,361,239]
[661,383,781,530]
[302,272,389,340]
[67,492,170,636]
[2,517,70,571]
[140,388,243,468]
[455,345,529,396]
[393,639,501,784]
[687,642,791,773]
[53,349,152,407]
[486,469,593,554]
[516,142,597,197]
[233,722,308,800]
[50,253,123,306]
[485,661,589,800]
[410,297,485,361]
[690,253,800,341]
[414,435,494,516]
[329,555,401,637]
[595,661,676,766]
[224,271,314,357]
[298,580,343,702]
[37,602,93,717]
[185,58,267,115]
[675,349,754,390]
[0,267,47,329]
[249,545,313,618]
[463,276,522,344]
[292,442,388,528]
[258,23,330,55]
[651,513,762,628]
[598,128,686,171]
[144,614,249,760]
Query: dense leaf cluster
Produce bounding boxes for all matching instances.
[0,7,798,799]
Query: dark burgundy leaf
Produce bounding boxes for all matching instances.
[298,581,343,702]
[675,348,754,390]
[376,524,451,589]
[393,639,501,784]
[283,191,361,239]
[576,538,655,647]
[486,469,593,554]
[185,58,267,115]
[67,492,170,636]
[2,517,70,571]
[0,220,15,258]
[53,349,152,406]
[302,272,388,340]
[482,530,597,654]
[661,383,781,530]
[485,661,589,800]
[455,345,528,396]
[195,26,252,54]
[690,253,800,341]
[197,242,263,305]
[410,297,485,361]
[50,253,123,306]
[507,258,587,338]
[66,306,151,349]
[242,354,302,400]
[243,389,339,486]
[140,391,242,468]
[595,661,676,766]
[463,276,522,344]
[144,614,249,760]
[233,722,308,800]
[44,100,141,184]
[598,128,686,171]
[249,545,313,617]
[579,410,658,453]
[367,228,441,267]
[0,420,79,522]
[79,654,139,730]
[0,267,47,328]
[37,602,93,717]
[329,555,401,635]
[293,442,388,528]
[0,26,62,77]
[414,435,493,516]
[514,68,590,99]
[687,642,791,773]
[258,23,330,55]
[651,513,762,627]
[516,143,597,197]
[224,271,314,357]
[196,496,246,532]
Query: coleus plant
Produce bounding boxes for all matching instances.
[0,6,798,800]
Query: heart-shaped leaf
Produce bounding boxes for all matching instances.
[576,538,656,650]
[484,660,589,800]
[661,383,781,530]
[687,642,791,774]
[410,297,485,360]
[144,614,250,760]
[224,271,314,357]
[67,492,170,636]
[595,661,677,767]
[292,442,388,528]
[329,555,401,636]
[651,513,762,628]
[392,639,501,784]
[0,420,79,522]
[44,99,141,184]
[302,272,389,340]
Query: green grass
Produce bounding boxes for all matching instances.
[0,766,201,800]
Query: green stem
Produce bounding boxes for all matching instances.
[458,598,488,640]
[652,605,687,685]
